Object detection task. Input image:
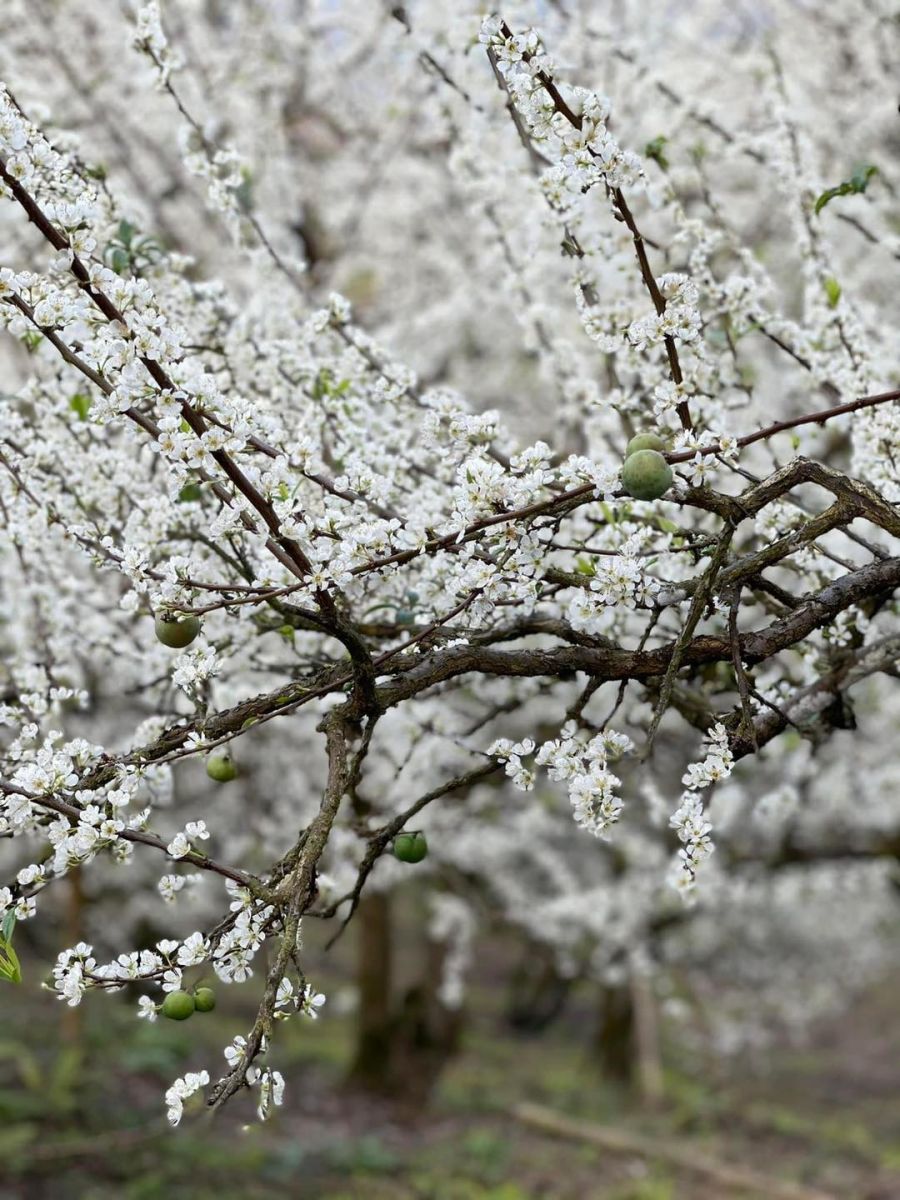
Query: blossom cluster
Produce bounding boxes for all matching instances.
[668,723,734,897]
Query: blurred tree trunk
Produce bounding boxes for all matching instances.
[505,946,572,1033]
[593,976,665,1104]
[347,897,463,1105]
[347,891,394,1092]
[386,937,464,1111]
[631,974,664,1106]
[593,980,634,1086]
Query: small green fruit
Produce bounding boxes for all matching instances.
[161,990,195,1021]
[155,614,201,648]
[625,431,667,457]
[621,449,673,501]
[206,753,238,783]
[392,831,428,864]
[193,986,216,1013]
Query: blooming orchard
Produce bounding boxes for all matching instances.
[0,0,898,1122]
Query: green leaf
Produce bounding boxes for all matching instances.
[276,624,295,641]
[108,247,130,275]
[0,939,21,985]
[177,483,202,503]
[69,392,91,420]
[574,556,596,576]
[823,277,841,308]
[644,135,670,170]
[2,911,16,942]
[312,368,333,400]
[654,517,681,535]
[234,169,254,214]
[815,165,878,215]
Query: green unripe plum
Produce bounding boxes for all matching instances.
[161,990,195,1021]
[155,614,201,648]
[206,753,238,783]
[621,449,673,501]
[193,986,216,1013]
[625,431,667,458]
[392,831,428,864]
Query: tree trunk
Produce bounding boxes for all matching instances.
[347,891,394,1092]
[631,973,664,1105]
[347,898,464,1106]
[506,948,572,1034]
[386,937,464,1111]
[592,981,635,1087]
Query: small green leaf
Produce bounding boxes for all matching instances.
[177,483,202,503]
[1,912,15,942]
[644,135,670,170]
[234,169,254,214]
[276,624,295,641]
[109,247,130,275]
[0,934,21,985]
[823,277,841,308]
[69,393,91,420]
[574,556,596,576]
[654,517,681,534]
[312,368,333,400]
[815,165,878,214]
